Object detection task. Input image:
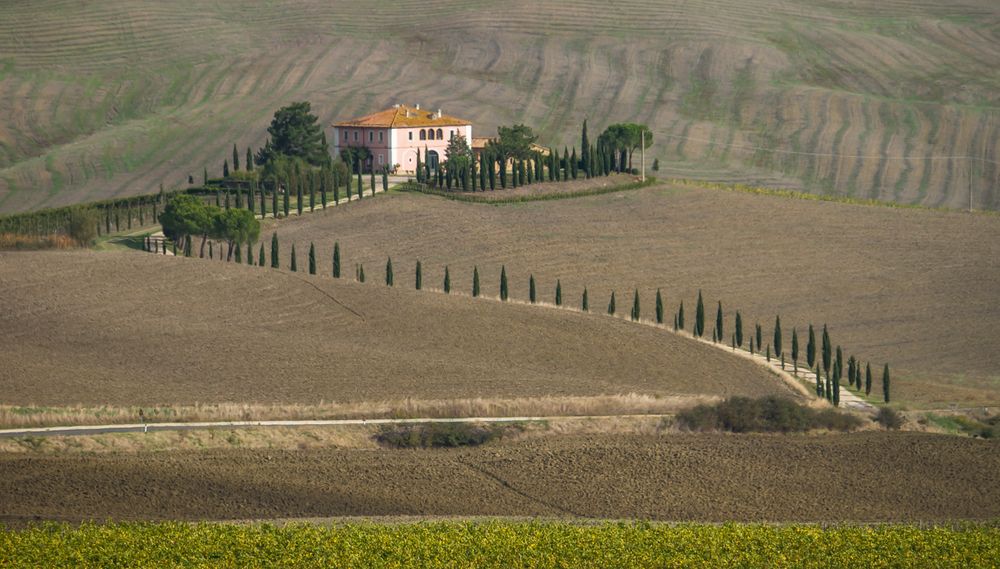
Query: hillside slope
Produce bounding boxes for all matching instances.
[0,0,997,213]
[0,250,795,406]
[263,183,1000,408]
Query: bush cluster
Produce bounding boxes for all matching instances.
[677,396,862,433]
[374,423,521,449]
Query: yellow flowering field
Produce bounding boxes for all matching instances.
[2,521,999,568]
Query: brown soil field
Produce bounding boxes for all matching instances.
[1,1,997,213]
[264,183,1000,408]
[1,433,996,523]
[0,250,797,407]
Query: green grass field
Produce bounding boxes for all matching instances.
[0,0,997,213]
[2,521,997,568]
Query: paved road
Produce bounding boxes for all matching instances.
[0,414,669,438]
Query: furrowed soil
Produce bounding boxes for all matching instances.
[1,433,997,524]
[264,184,1000,408]
[1,0,998,213]
[0,250,796,406]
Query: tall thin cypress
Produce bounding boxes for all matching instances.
[308,243,316,275]
[631,289,640,321]
[715,302,724,341]
[358,264,365,283]
[297,177,304,215]
[271,181,278,218]
[259,243,265,267]
[283,181,290,217]
[581,119,590,176]
[807,324,816,368]
[791,328,799,373]
[246,242,253,265]
[415,260,422,290]
[865,363,873,395]
[695,290,705,337]
[555,279,562,306]
[529,275,536,304]
[815,365,823,397]
[472,266,480,297]
[755,323,763,352]
[582,287,589,312]
[678,301,685,330]
[246,147,253,172]
[608,291,616,315]
[270,232,279,268]
[655,289,664,324]
[333,241,340,279]
[835,346,843,381]
[500,266,508,301]
[444,266,451,293]
[774,316,783,365]
[386,257,394,286]
[882,364,890,403]
[822,324,831,374]
[735,311,744,347]
[290,244,297,272]
[233,144,240,171]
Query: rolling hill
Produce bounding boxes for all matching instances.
[0,0,998,213]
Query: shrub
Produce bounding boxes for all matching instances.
[67,207,99,246]
[374,423,522,448]
[874,407,904,430]
[677,397,862,433]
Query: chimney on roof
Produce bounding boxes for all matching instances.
[393,103,400,108]
[436,109,442,119]
[415,103,420,110]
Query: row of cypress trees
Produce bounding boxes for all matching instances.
[163,236,894,407]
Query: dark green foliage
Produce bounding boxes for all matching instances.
[833,373,840,407]
[283,182,290,218]
[815,366,823,397]
[234,242,242,263]
[370,170,376,196]
[882,364,891,403]
[715,302,724,341]
[677,397,862,433]
[308,243,316,275]
[766,344,771,362]
[570,147,578,179]
[383,169,389,192]
[555,279,562,306]
[223,159,230,178]
[652,158,659,171]
[807,325,816,368]
[631,289,640,321]
[678,301,685,330]
[415,260,422,290]
[874,407,903,430]
[655,289,664,324]
[791,328,799,372]
[203,167,208,186]
[822,325,831,373]
[290,244,297,272]
[444,266,451,294]
[735,311,743,347]
[246,242,253,265]
[358,263,366,283]
[774,316,783,360]
[246,148,253,172]
[209,241,213,259]
[386,257,394,286]
[271,183,278,218]
[836,346,843,381]
[755,323,763,353]
[848,357,856,389]
[233,144,240,171]
[581,119,590,176]
[257,102,330,167]
[500,265,508,301]
[320,173,327,209]
[375,423,519,448]
[297,178,304,215]
[582,287,589,312]
[695,291,705,337]
[825,373,833,403]
[270,234,280,268]
[472,266,480,297]
[309,173,316,211]
[416,149,424,183]
[529,275,536,304]
[258,243,265,267]
[608,291,616,315]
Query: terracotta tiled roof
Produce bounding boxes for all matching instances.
[333,105,471,128]
[471,137,495,149]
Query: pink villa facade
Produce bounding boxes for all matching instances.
[331,104,472,174]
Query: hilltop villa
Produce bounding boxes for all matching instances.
[332,104,472,174]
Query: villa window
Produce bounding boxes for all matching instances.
[420,129,426,140]
[379,131,384,142]
[436,128,443,139]
[409,132,413,140]
[368,131,373,142]
[378,154,384,165]
[428,129,435,140]
[354,131,358,141]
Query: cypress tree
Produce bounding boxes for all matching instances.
[855,362,863,390]
[555,279,562,306]
[209,241,214,260]
[673,314,678,331]
[488,157,496,190]
[223,159,230,178]
[581,119,590,176]
[865,363,873,395]
[184,235,192,257]
[479,156,486,191]
[385,257,394,286]
[332,242,341,277]
[249,183,256,215]
[755,323,762,352]
[246,148,253,172]
[678,301,685,330]
[235,243,242,263]
[290,244,297,272]
[848,357,856,389]
[472,266,480,297]
[271,182,278,218]
[308,243,316,275]
[833,374,841,407]
[383,169,389,192]
[815,365,823,397]
[825,370,833,402]
[309,173,316,211]
[695,290,705,337]
[807,324,816,368]
[774,316,783,365]
[766,343,770,362]
[822,324,831,374]
[569,147,577,179]
[500,265,508,301]
[499,160,506,188]
[582,287,589,312]
[259,243,265,267]
[333,171,340,203]
[357,168,363,199]
[715,302,724,341]
[358,264,365,283]
[882,364,890,403]
[415,260,422,290]
[204,167,209,186]
[270,232,279,268]
[529,275,536,304]
[297,178,304,215]
[283,182,290,217]
[233,144,240,171]
[416,149,423,183]
[655,289,664,324]
[444,266,451,293]
[562,146,570,180]
[735,311,744,347]
[216,189,221,208]
[320,171,327,208]
[607,291,616,315]
[247,242,253,265]
[370,170,376,196]
[225,189,231,210]
[630,289,640,321]
[236,188,244,209]
[791,328,799,373]
[835,346,843,381]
